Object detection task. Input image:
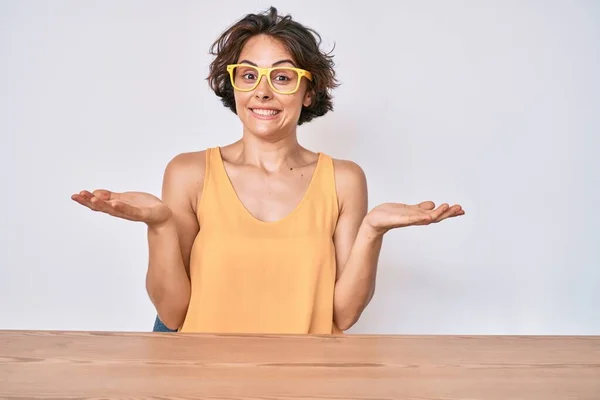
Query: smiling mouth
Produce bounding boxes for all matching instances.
[250,108,281,117]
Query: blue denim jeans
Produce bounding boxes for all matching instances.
[152,315,177,332]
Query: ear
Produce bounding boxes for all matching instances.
[302,89,313,108]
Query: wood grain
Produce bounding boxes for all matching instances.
[1,330,599,399]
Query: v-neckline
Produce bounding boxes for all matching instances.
[214,147,323,225]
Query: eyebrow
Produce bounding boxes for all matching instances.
[238,59,297,67]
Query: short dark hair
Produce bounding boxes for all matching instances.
[207,7,339,125]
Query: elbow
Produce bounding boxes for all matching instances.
[146,284,190,331]
[334,313,359,331]
[155,300,189,331]
[334,287,376,331]
[333,304,364,331]
[158,311,185,331]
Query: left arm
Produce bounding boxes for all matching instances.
[331,160,379,331]
[332,160,465,331]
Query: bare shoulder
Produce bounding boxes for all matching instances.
[332,158,368,213]
[162,150,208,212]
[164,150,207,182]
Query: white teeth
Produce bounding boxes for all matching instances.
[252,109,280,116]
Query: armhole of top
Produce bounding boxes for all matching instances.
[329,155,341,232]
[196,147,212,224]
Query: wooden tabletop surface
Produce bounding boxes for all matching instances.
[1,330,599,399]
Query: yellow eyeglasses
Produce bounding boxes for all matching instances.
[226,64,313,95]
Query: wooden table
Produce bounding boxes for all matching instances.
[1,331,599,399]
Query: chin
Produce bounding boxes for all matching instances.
[243,112,289,139]
[248,123,283,139]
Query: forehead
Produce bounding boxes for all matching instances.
[237,34,295,65]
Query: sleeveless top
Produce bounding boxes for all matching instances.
[179,147,342,334]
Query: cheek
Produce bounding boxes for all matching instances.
[279,95,305,115]
[233,91,246,106]
[233,92,252,114]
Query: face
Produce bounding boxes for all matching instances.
[232,34,313,140]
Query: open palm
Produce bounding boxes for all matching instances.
[71,189,172,226]
[365,201,464,235]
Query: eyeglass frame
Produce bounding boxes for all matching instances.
[226,64,313,95]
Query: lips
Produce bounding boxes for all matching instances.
[250,108,281,116]
[249,108,282,120]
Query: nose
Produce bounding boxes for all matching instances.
[254,74,273,100]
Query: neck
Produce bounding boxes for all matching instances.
[236,128,302,172]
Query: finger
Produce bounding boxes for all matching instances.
[71,190,138,220]
[429,203,450,221]
[71,194,89,209]
[71,191,95,209]
[436,209,455,222]
[449,204,463,216]
[71,193,85,203]
[78,190,94,200]
[436,205,463,222]
[449,209,465,218]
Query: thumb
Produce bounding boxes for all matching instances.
[92,189,120,201]
[417,201,435,210]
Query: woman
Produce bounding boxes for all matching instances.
[72,7,464,334]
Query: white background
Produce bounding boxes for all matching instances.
[2,0,598,334]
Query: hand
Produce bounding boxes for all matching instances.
[71,189,172,227]
[364,201,465,236]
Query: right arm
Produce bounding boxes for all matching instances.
[145,152,205,330]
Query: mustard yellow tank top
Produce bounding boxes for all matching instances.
[179,147,341,334]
